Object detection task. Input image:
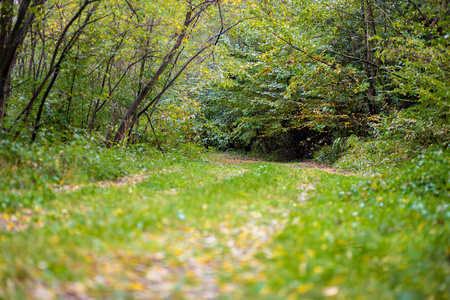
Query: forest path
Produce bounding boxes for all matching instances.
[1,153,340,299]
[1,153,446,299]
[207,152,350,175]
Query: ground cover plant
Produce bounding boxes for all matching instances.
[1,150,449,299]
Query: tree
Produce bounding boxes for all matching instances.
[113,0,235,144]
[196,0,449,155]
[0,0,45,124]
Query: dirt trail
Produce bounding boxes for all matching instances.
[207,153,351,175]
[207,153,264,165]
[1,154,347,232]
[56,153,348,193]
[50,166,182,193]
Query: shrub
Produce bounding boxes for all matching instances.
[331,104,450,173]
[347,149,450,199]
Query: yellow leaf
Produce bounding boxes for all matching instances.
[418,221,426,231]
[313,266,323,274]
[50,235,59,245]
[223,261,233,271]
[129,282,145,291]
[297,282,314,293]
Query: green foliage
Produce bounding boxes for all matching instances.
[332,103,450,172]
[195,0,449,160]
[1,0,236,146]
[141,94,202,149]
[195,34,329,158]
[0,137,176,210]
[336,139,402,173]
[349,149,450,199]
[374,105,450,147]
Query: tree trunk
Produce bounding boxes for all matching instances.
[0,0,44,123]
[0,0,16,123]
[113,9,193,144]
[442,0,448,20]
[30,0,98,143]
[360,0,378,114]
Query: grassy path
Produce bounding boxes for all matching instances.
[0,154,448,299]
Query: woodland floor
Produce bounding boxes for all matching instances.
[0,153,448,299]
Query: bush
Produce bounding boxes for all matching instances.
[329,104,450,173]
[0,137,171,210]
[335,137,413,173]
[347,149,450,199]
[373,106,450,148]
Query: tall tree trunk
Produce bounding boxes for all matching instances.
[442,0,448,21]
[30,1,98,143]
[0,0,16,123]
[16,0,96,130]
[113,9,193,144]
[360,0,378,114]
[0,0,44,124]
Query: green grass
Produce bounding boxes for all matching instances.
[263,172,449,299]
[0,145,449,299]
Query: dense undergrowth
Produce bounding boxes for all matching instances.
[0,136,204,211]
[313,101,450,206]
[314,103,450,172]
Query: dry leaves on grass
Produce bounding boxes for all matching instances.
[51,167,183,193]
[207,153,263,165]
[283,161,353,176]
[26,207,291,300]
